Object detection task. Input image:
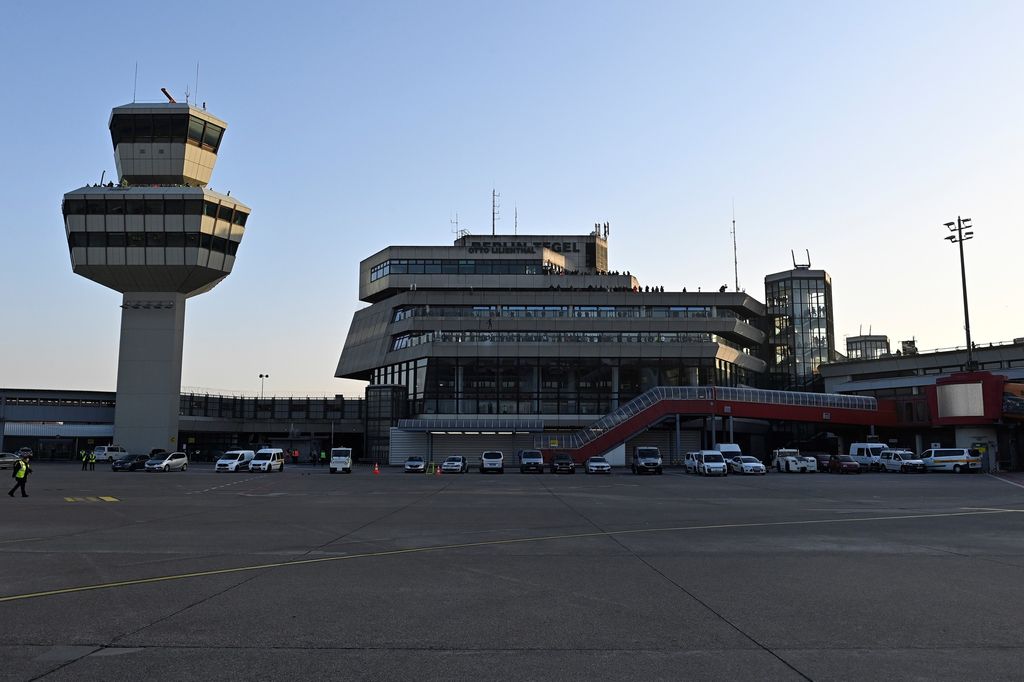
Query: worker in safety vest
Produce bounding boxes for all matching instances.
[81,450,88,471]
[8,454,31,498]
[88,450,97,471]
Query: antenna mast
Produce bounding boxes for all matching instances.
[194,61,200,107]
[731,201,739,291]
[514,205,518,235]
[491,189,500,236]
[132,62,138,103]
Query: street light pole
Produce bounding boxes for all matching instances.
[944,217,976,371]
[259,373,270,399]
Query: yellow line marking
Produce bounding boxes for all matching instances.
[0,508,1012,604]
[84,497,99,503]
[99,496,119,503]
[64,497,76,502]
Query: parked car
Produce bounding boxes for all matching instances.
[631,446,663,475]
[878,449,927,473]
[0,452,21,469]
[727,455,767,475]
[848,442,885,471]
[215,450,255,473]
[829,454,861,474]
[404,456,426,473]
[772,449,817,473]
[441,456,468,473]
[551,454,576,474]
[145,451,188,472]
[585,456,612,474]
[17,447,33,458]
[330,447,354,474]
[479,451,504,474]
[93,445,127,462]
[805,452,833,472]
[111,453,149,471]
[249,448,285,473]
[518,449,545,473]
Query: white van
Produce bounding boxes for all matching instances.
[216,449,255,473]
[878,449,927,473]
[250,448,285,473]
[848,443,885,471]
[93,445,127,462]
[330,447,353,474]
[920,448,982,473]
[685,450,728,476]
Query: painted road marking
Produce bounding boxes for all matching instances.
[64,497,120,503]
[987,474,1024,491]
[0,508,1017,604]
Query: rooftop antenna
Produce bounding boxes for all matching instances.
[731,200,739,291]
[194,61,200,108]
[514,205,518,235]
[491,188,500,236]
[160,88,176,103]
[132,62,138,103]
[603,221,610,240]
[791,249,811,269]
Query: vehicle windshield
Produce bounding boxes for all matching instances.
[254,453,271,460]
[740,457,759,463]
[146,457,166,463]
[116,455,134,462]
[704,454,724,463]
[555,456,572,462]
[331,450,350,458]
[445,457,461,463]
[407,457,423,462]
[590,457,607,464]
[521,451,541,459]
[838,455,854,462]
[483,452,502,459]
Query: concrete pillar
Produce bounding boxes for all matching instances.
[914,433,924,454]
[114,292,186,455]
[611,366,620,410]
[675,414,681,464]
[456,365,465,415]
[728,415,734,442]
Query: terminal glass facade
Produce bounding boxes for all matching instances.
[765,269,835,390]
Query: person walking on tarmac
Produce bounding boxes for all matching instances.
[88,450,97,471]
[9,454,31,498]
[80,450,88,471]
[319,450,327,467]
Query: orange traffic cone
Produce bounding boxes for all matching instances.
[436,463,442,476]
[373,462,380,475]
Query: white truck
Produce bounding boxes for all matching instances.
[330,447,353,474]
[631,446,663,475]
[772,448,817,473]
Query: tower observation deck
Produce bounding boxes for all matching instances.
[62,99,251,454]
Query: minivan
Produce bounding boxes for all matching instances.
[480,451,504,474]
[920,448,982,473]
[215,450,255,473]
[145,451,188,472]
[93,445,127,462]
[250,448,285,473]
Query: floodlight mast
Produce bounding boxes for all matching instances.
[944,216,976,371]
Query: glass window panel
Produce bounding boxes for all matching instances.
[133,115,152,142]
[106,197,125,215]
[69,232,88,247]
[183,199,202,214]
[153,115,171,142]
[164,199,184,214]
[144,198,163,214]
[203,201,219,218]
[85,198,104,214]
[63,199,87,215]
[202,123,223,150]
[165,232,186,247]
[146,232,165,246]
[199,233,212,249]
[187,117,205,144]
[217,204,233,222]
[232,210,247,226]
[169,114,188,143]
[184,233,200,247]
[87,232,106,247]
[126,199,145,215]
[107,232,126,247]
[127,232,145,247]
[109,114,132,145]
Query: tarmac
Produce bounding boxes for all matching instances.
[2,462,1024,680]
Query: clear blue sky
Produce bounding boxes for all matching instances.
[2,1,1021,397]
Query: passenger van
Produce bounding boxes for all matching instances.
[920,448,982,473]
[848,443,885,471]
[215,449,255,473]
[330,447,353,474]
[93,445,127,462]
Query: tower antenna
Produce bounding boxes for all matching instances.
[491,188,500,236]
[132,62,138,103]
[194,61,200,107]
[731,200,739,291]
[514,205,518,235]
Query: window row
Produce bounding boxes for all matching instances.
[110,113,224,153]
[370,258,559,281]
[68,231,240,255]
[390,330,719,351]
[63,198,248,226]
[392,304,737,323]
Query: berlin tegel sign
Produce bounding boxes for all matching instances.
[466,239,581,255]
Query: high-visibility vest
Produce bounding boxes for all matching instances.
[89,452,96,463]
[81,451,88,461]
[15,461,27,479]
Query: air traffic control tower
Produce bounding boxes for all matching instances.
[62,97,251,454]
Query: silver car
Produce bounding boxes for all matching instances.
[727,456,767,475]
[0,453,20,470]
[585,456,612,474]
[404,456,426,473]
[144,451,189,472]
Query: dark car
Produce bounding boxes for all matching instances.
[829,454,861,474]
[551,454,576,474]
[112,454,149,471]
[806,452,832,471]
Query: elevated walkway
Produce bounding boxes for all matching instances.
[536,386,897,459]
